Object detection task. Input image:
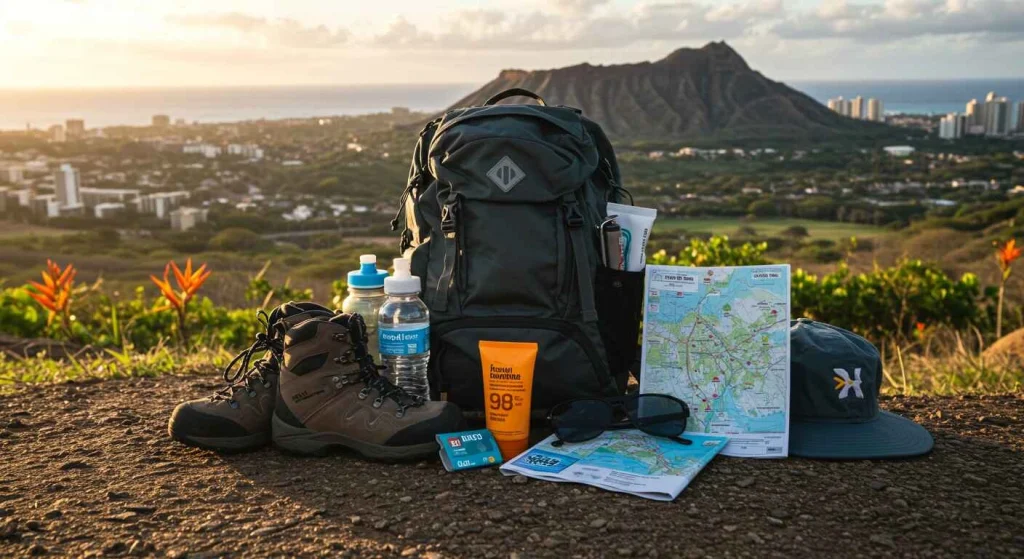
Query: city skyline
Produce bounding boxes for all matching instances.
[1,1,1023,88]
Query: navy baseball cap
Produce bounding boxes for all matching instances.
[790,319,933,459]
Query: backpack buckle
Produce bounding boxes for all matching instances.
[563,201,584,228]
[441,202,458,234]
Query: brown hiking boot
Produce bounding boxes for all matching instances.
[272,313,463,460]
[168,301,334,452]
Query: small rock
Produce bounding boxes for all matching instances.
[401,548,418,557]
[0,519,19,541]
[617,548,633,557]
[399,496,413,504]
[590,518,608,529]
[349,516,362,526]
[106,491,130,501]
[28,543,47,556]
[722,525,738,533]
[963,474,988,487]
[870,480,888,491]
[373,519,389,530]
[869,534,895,548]
[104,541,128,555]
[165,550,186,559]
[43,510,63,520]
[7,418,27,429]
[736,477,755,488]
[435,491,451,500]
[59,461,91,471]
[766,516,784,526]
[26,520,43,531]
[770,509,791,520]
[486,511,505,522]
[511,475,528,484]
[893,498,909,509]
[980,416,1011,427]
[250,526,281,537]
[124,505,156,515]
[746,532,764,545]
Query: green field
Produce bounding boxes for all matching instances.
[655,217,888,240]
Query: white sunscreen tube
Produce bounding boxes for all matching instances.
[606,202,657,272]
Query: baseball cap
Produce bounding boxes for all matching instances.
[789,318,933,459]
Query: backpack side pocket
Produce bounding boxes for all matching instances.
[595,266,645,392]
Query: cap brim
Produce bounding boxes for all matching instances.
[790,410,934,460]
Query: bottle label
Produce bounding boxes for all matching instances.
[379,324,429,356]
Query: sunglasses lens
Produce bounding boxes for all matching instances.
[626,395,688,438]
[550,399,612,443]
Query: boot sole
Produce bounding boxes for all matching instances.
[169,428,269,453]
[271,415,437,461]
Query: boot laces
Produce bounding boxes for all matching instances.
[214,310,280,403]
[338,315,424,416]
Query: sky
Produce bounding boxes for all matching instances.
[0,0,1022,88]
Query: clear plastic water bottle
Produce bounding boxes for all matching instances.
[341,255,389,359]
[378,258,430,400]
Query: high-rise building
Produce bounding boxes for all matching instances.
[170,207,209,232]
[985,97,1011,136]
[867,98,883,122]
[49,124,66,143]
[65,119,85,137]
[851,96,864,119]
[939,113,964,139]
[0,165,24,183]
[152,114,171,127]
[1015,100,1024,133]
[838,99,851,117]
[827,97,842,112]
[54,164,82,208]
[966,99,981,126]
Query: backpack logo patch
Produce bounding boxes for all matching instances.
[487,156,525,192]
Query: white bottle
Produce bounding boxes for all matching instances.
[378,258,430,400]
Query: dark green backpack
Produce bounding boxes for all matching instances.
[392,88,643,412]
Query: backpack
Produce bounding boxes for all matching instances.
[392,88,644,412]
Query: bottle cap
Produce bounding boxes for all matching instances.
[496,438,529,461]
[347,254,389,289]
[384,257,421,295]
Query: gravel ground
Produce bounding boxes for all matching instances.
[0,376,1021,558]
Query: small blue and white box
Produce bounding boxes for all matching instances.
[436,429,504,472]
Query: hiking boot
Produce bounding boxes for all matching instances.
[272,313,463,460]
[168,301,334,452]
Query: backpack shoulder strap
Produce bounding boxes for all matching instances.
[393,117,441,253]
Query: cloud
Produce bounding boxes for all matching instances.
[773,0,1024,42]
[168,11,349,49]
[373,1,784,51]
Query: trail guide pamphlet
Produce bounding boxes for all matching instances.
[499,431,728,501]
[639,265,791,458]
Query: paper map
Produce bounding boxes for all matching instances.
[639,265,791,458]
[500,431,728,501]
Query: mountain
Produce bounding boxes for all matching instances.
[447,42,893,142]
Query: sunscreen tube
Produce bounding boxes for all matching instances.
[479,340,538,460]
[606,202,658,272]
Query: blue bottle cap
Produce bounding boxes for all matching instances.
[347,255,389,289]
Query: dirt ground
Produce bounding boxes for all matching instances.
[0,376,1021,558]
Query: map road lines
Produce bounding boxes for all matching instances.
[639,265,791,458]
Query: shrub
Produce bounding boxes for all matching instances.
[650,235,769,267]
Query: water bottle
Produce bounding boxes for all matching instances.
[378,258,430,400]
[341,254,389,359]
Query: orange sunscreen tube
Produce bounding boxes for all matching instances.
[479,340,538,460]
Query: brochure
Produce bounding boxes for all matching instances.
[639,264,791,458]
[499,430,728,501]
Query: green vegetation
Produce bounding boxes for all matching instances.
[655,217,887,241]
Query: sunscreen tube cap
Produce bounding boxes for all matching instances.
[497,438,529,461]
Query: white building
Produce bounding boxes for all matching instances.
[851,96,864,119]
[966,99,981,127]
[883,146,915,157]
[866,99,883,122]
[80,187,141,208]
[183,143,222,158]
[169,206,208,231]
[226,143,265,160]
[49,125,66,143]
[939,113,964,139]
[93,202,126,219]
[137,191,190,219]
[0,165,24,183]
[54,164,83,210]
[985,97,1011,136]
[1016,101,1024,133]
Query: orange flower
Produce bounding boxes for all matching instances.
[25,259,76,324]
[150,258,211,312]
[916,322,926,333]
[997,239,1021,275]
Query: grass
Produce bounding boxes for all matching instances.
[881,329,1024,396]
[655,217,889,241]
[0,344,233,394]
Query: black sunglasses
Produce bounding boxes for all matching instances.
[547,394,692,447]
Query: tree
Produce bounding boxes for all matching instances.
[209,228,264,252]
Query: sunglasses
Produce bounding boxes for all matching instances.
[547,394,692,447]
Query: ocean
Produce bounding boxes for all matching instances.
[1,79,1022,131]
